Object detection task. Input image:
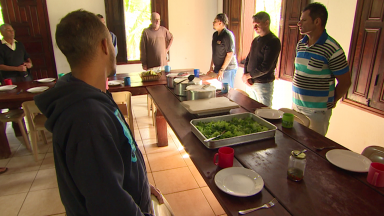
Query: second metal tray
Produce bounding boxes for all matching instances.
[190,112,277,149]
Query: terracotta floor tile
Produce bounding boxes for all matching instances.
[0,171,37,196]
[189,165,207,187]
[138,145,146,155]
[184,157,195,166]
[201,187,225,215]
[5,155,44,175]
[30,168,58,191]
[143,154,151,173]
[139,127,157,140]
[0,192,27,216]
[135,140,143,146]
[0,158,10,167]
[152,167,199,194]
[144,140,178,154]
[164,188,215,216]
[146,151,187,172]
[40,152,55,170]
[18,188,65,216]
[136,116,154,128]
[134,131,142,141]
[147,172,155,186]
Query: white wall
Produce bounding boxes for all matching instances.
[46,0,217,74]
[46,0,106,74]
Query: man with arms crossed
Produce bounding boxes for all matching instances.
[293,3,351,135]
[35,10,162,216]
[140,12,173,71]
[242,12,281,107]
[208,13,238,88]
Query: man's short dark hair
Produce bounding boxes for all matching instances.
[303,3,328,27]
[252,11,270,23]
[215,13,229,26]
[56,10,109,68]
[96,14,103,19]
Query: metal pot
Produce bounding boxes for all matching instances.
[173,78,201,96]
[186,85,216,100]
[166,74,187,88]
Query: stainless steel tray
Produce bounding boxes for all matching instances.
[190,113,277,149]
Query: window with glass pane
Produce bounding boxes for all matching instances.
[254,0,282,37]
[0,5,5,27]
[124,0,151,61]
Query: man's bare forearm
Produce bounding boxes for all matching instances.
[0,64,20,71]
[221,52,233,70]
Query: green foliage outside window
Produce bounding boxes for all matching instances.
[254,0,282,38]
[0,6,4,28]
[124,0,151,61]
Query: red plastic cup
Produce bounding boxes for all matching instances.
[4,79,12,85]
[367,162,384,187]
[213,147,234,168]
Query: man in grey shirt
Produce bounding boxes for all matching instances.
[140,12,173,71]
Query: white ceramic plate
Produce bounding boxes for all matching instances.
[108,80,124,86]
[0,85,17,91]
[255,109,284,119]
[27,86,49,93]
[36,78,55,83]
[214,167,264,197]
[326,149,372,172]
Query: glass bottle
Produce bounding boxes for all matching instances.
[287,150,306,181]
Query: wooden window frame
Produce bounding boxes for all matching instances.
[104,0,169,65]
[342,0,384,117]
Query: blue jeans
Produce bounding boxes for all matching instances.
[220,68,237,88]
[248,81,274,107]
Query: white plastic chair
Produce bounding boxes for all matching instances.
[0,109,31,151]
[111,91,135,138]
[147,95,156,126]
[151,195,175,216]
[22,101,48,161]
[278,108,310,127]
[362,146,384,164]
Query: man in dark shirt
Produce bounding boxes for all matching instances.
[34,10,162,216]
[208,13,238,88]
[0,23,33,83]
[97,14,118,57]
[243,12,281,107]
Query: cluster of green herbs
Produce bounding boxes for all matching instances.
[195,117,269,140]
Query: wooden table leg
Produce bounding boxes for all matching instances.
[155,108,168,147]
[0,121,11,159]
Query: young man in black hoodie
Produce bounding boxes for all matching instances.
[34,10,162,216]
[242,12,281,107]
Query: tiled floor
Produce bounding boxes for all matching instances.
[0,95,226,216]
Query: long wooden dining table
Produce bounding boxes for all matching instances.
[0,70,192,158]
[146,84,384,216]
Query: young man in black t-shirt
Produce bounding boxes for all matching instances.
[242,12,281,107]
[208,13,238,88]
[0,24,33,83]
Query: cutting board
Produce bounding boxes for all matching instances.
[181,97,239,115]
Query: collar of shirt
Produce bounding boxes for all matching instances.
[301,29,328,45]
[1,38,17,51]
